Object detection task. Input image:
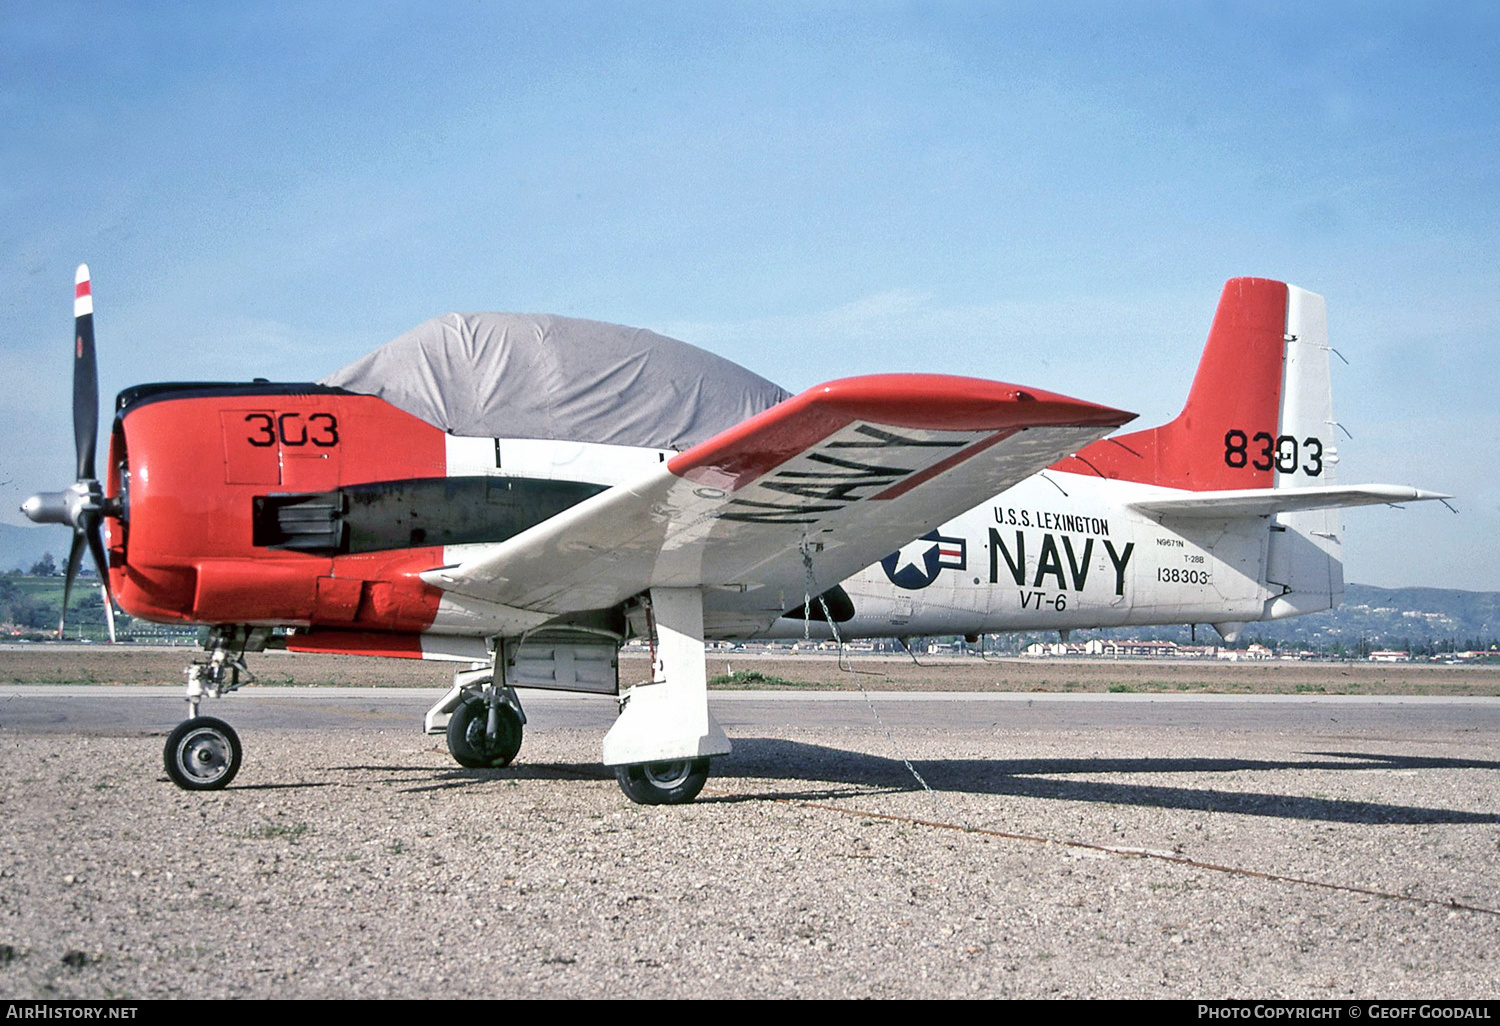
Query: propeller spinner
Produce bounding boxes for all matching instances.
[20,265,119,640]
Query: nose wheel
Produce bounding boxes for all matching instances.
[163,717,242,790]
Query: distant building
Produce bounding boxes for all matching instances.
[1217,643,1274,661]
[1022,639,1221,659]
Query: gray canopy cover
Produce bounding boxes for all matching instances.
[321,312,790,451]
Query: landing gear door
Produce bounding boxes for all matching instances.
[508,637,619,694]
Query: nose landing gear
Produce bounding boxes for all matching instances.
[162,626,265,791]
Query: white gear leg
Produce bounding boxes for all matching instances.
[602,586,730,766]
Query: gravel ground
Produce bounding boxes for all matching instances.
[1,719,1497,999]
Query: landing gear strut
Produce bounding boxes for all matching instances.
[604,587,728,805]
[162,626,266,791]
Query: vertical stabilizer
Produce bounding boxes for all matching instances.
[1055,277,1289,490]
[1053,277,1346,618]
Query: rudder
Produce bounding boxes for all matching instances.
[1266,284,1343,616]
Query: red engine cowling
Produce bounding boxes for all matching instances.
[106,384,449,631]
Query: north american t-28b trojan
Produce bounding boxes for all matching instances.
[23,268,1445,802]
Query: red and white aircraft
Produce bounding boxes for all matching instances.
[22,269,1445,803]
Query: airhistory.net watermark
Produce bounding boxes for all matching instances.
[5,1008,138,1020]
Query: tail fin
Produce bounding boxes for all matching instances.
[1053,278,1448,623]
[1054,277,1347,617]
[1055,277,1336,492]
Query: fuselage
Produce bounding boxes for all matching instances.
[787,470,1284,639]
[106,381,1325,652]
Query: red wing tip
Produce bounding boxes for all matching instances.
[808,374,1135,430]
[669,372,1134,483]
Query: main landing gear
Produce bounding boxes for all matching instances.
[162,627,263,791]
[424,592,728,806]
[602,587,729,805]
[426,664,528,770]
[614,758,711,805]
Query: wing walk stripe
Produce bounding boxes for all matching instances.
[869,428,1017,500]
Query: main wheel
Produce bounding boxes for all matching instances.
[446,696,523,768]
[614,758,710,805]
[163,717,242,791]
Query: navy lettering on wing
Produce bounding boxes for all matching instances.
[717,422,974,524]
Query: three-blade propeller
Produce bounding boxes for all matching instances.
[20,265,118,641]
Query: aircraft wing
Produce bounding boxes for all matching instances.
[422,374,1133,624]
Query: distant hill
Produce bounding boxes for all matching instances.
[1047,583,1500,651]
[1270,583,1500,648]
[1217,583,1499,648]
[1341,584,1500,638]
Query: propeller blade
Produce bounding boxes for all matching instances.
[72,264,98,482]
[100,584,116,644]
[59,526,86,636]
[81,508,117,643]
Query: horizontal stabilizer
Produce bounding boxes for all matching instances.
[1130,484,1451,519]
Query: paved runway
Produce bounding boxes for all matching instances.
[7,682,1500,733]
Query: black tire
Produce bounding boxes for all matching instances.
[446,696,522,768]
[614,758,710,805]
[163,716,242,791]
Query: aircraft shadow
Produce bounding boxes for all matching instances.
[331,742,1500,825]
[337,762,613,795]
[701,738,1500,825]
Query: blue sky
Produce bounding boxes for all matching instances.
[2,1,1496,589]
